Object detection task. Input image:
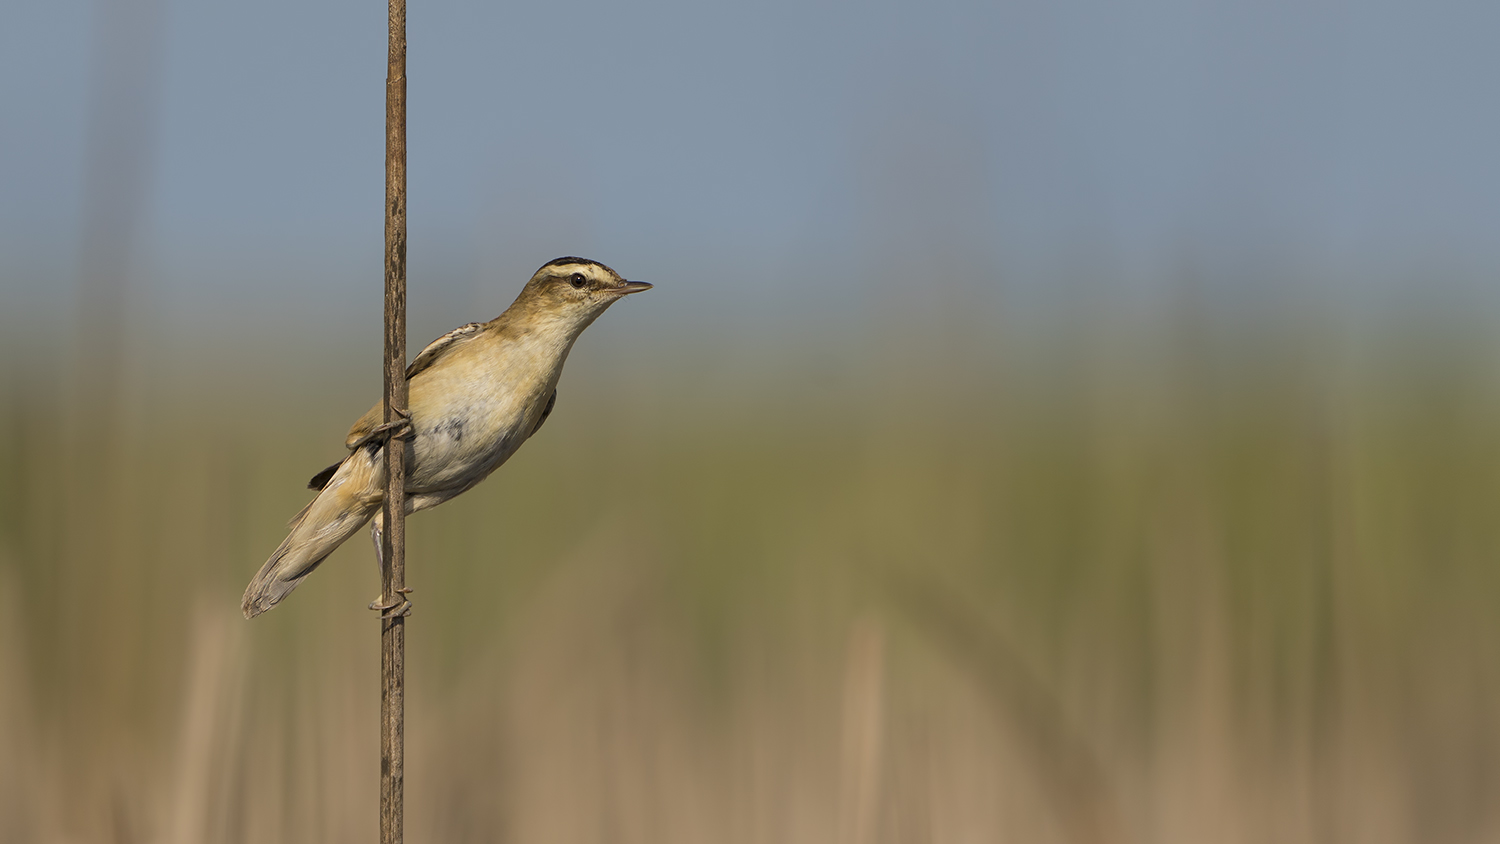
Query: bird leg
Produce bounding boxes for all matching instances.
[367,519,413,617]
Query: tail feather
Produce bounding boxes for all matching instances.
[242,451,385,618]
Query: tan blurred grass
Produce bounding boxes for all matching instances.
[1,311,1499,843]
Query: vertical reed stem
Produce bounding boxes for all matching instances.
[380,0,408,839]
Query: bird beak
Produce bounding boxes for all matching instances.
[612,281,653,296]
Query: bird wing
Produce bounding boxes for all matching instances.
[406,321,486,379]
[530,389,557,438]
[308,461,341,491]
[340,321,489,451]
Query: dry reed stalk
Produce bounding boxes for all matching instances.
[167,602,245,844]
[839,617,887,844]
[380,0,409,840]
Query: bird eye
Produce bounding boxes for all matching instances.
[569,272,587,289]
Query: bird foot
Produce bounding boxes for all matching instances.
[369,586,414,618]
[351,407,414,451]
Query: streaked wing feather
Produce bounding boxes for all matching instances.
[406,322,486,379]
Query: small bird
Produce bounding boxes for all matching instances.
[242,257,652,618]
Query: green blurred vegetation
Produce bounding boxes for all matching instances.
[1,302,1498,843]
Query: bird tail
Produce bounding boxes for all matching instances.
[242,449,386,618]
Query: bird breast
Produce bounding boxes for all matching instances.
[403,331,564,499]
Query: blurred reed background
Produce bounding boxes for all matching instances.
[4,292,1499,843]
[4,0,1500,842]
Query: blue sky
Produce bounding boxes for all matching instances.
[4,0,1499,336]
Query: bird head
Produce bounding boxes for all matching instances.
[511,257,652,333]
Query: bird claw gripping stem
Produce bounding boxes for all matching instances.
[370,587,414,618]
[350,406,415,451]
